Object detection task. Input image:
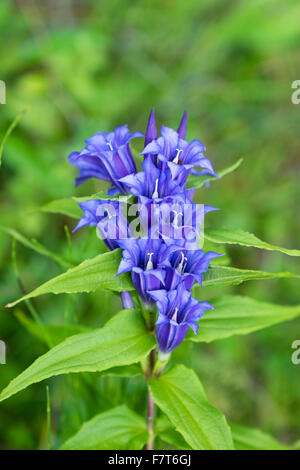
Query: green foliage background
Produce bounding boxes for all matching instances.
[0,0,299,449]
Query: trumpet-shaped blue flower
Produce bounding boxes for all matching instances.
[143,109,158,165]
[73,199,132,251]
[160,249,222,290]
[141,126,217,186]
[156,201,218,250]
[142,109,188,166]
[119,156,186,203]
[68,110,220,355]
[149,284,214,354]
[68,125,143,194]
[119,157,206,241]
[116,238,179,305]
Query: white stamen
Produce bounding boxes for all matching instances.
[171,308,179,322]
[146,252,154,271]
[106,208,113,219]
[152,178,159,199]
[173,148,183,164]
[107,142,113,151]
[177,251,187,274]
[172,210,183,228]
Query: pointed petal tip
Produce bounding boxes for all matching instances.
[145,108,157,146]
[147,108,156,125]
[205,251,224,259]
[204,205,219,213]
[177,110,188,139]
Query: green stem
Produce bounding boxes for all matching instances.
[153,351,170,377]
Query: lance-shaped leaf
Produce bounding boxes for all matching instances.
[0,308,155,402]
[201,265,300,288]
[61,405,148,450]
[230,422,291,450]
[156,415,291,451]
[7,258,298,308]
[205,227,300,257]
[73,193,134,204]
[5,249,133,308]
[156,415,192,450]
[41,198,83,219]
[42,193,133,219]
[187,295,300,343]
[14,311,142,377]
[149,365,233,450]
[187,157,243,189]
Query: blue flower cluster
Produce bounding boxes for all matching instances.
[69,110,221,355]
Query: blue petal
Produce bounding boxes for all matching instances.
[144,109,157,146]
[160,126,179,155]
[177,110,188,139]
[141,140,161,155]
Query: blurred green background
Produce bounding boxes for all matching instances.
[0,0,299,449]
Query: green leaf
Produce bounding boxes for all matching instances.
[202,265,300,288]
[7,249,298,309]
[0,225,73,268]
[0,109,27,168]
[101,364,143,377]
[156,415,191,450]
[149,365,233,450]
[230,422,290,450]
[60,405,148,450]
[5,249,133,308]
[14,313,142,376]
[187,158,243,189]
[0,308,155,402]
[41,198,83,219]
[8,252,298,308]
[73,192,134,204]
[205,227,300,257]
[188,295,300,343]
[157,417,291,450]
[41,194,134,220]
